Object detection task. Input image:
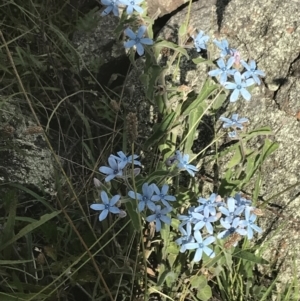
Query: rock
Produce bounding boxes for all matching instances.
[218,0,300,288]
[146,0,188,19]
[0,99,55,195]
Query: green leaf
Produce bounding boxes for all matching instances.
[178,23,187,36]
[124,200,140,231]
[154,40,189,59]
[0,211,61,252]
[192,58,214,66]
[232,248,269,264]
[211,92,227,112]
[143,112,176,149]
[145,170,170,184]
[181,80,217,116]
[196,284,212,301]
[190,275,207,289]
[227,145,243,168]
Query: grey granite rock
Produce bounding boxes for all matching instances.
[0,99,55,195]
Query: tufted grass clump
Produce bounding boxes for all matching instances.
[0,1,299,301]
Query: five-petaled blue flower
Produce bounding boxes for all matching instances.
[128,183,156,212]
[99,157,123,182]
[239,209,262,239]
[101,0,120,17]
[219,197,244,224]
[178,206,198,230]
[110,151,141,169]
[146,205,172,232]
[241,60,265,85]
[213,39,236,57]
[234,193,253,212]
[196,193,220,216]
[175,225,195,253]
[175,151,198,177]
[208,57,236,84]
[185,231,216,262]
[152,184,176,208]
[193,31,209,52]
[219,114,249,130]
[217,217,247,239]
[124,25,153,56]
[120,0,143,15]
[90,191,121,221]
[192,210,218,234]
[224,71,255,102]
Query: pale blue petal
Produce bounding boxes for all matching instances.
[185,242,199,250]
[208,69,222,77]
[109,206,120,214]
[124,40,136,49]
[124,28,136,40]
[100,191,109,204]
[206,223,214,234]
[204,236,215,245]
[224,82,237,90]
[241,88,251,101]
[203,246,215,258]
[128,191,142,200]
[234,72,242,85]
[137,25,147,38]
[138,201,145,212]
[251,224,262,233]
[194,230,203,243]
[193,248,203,262]
[99,166,113,174]
[230,89,240,102]
[247,226,254,239]
[126,6,134,14]
[217,58,225,69]
[227,197,235,212]
[99,209,108,221]
[194,221,205,231]
[155,219,161,232]
[105,174,115,182]
[110,195,121,206]
[101,6,113,16]
[147,201,156,211]
[90,204,105,211]
[160,215,171,225]
[146,214,156,222]
[219,207,229,216]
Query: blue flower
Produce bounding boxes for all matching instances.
[90,191,121,221]
[193,31,210,52]
[146,205,172,232]
[195,193,219,216]
[128,183,156,212]
[217,217,247,239]
[110,151,141,169]
[120,0,143,14]
[213,39,236,57]
[239,209,262,239]
[192,210,218,234]
[175,225,195,253]
[124,26,153,56]
[99,157,123,182]
[241,60,265,85]
[208,57,236,84]
[178,206,198,230]
[234,193,253,212]
[101,0,120,17]
[219,197,244,223]
[219,114,249,130]
[152,184,176,208]
[224,72,255,102]
[185,231,216,262]
[175,151,198,177]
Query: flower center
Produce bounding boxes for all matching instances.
[236,84,242,90]
[142,196,148,202]
[114,169,119,174]
[157,213,161,219]
[135,37,141,43]
[105,204,110,209]
[203,218,208,222]
[229,227,235,234]
[222,67,226,71]
[199,243,204,248]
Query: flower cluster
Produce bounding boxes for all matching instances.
[100,0,153,56]
[219,113,249,138]
[99,151,141,182]
[176,193,262,262]
[193,31,265,102]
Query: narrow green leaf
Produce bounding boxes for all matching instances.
[0,211,61,252]
[232,248,269,264]
[144,112,176,149]
[124,201,140,231]
[178,23,187,36]
[181,80,217,116]
[227,145,243,168]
